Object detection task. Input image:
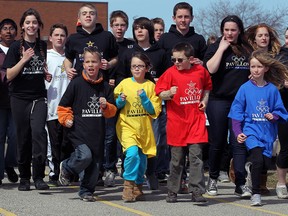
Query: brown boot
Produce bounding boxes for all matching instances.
[133,184,145,201]
[122,180,136,202]
[260,174,270,195]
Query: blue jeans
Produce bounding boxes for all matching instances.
[123,146,147,185]
[104,116,118,173]
[207,99,247,186]
[154,106,169,174]
[146,106,169,176]
[62,144,100,197]
[0,109,17,180]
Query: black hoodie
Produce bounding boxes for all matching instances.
[157,24,207,66]
[65,23,118,81]
[116,42,170,85]
[278,46,288,109]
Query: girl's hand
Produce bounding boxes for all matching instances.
[99,97,107,109]
[120,93,127,101]
[65,119,73,128]
[218,36,230,52]
[22,47,34,62]
[137,89,144,96]
[237,133,247,143]
[264,113,273,121]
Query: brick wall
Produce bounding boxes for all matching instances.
[0,0,108,47]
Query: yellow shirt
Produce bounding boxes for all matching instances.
[114,78,162,157]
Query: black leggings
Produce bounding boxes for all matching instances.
[249,147,271,194]
[277,122,288,169]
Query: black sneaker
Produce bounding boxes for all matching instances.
[146,174,159,190]
[166,191,177,203]
[34,179,50,190]
[80,194,96,202]
[235,185,252,198]
[0,179,2,186]
[18,179,31,191]
[157,173,168,183]
[192,191,208,203]
[96,175,104,186]
[5,167,18,183]
[47,178,59,187]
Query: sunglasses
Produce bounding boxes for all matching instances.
[171,57,188,63]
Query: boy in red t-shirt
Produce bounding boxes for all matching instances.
[155,42,212,203]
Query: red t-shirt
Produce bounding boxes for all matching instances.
[155,64,212,146]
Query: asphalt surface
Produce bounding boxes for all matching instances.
[1,171,288,216]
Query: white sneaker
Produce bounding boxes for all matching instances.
[276,184,288,199]
[218,171,230,183]
[104,170,116,187]
[245,162,252,188]
[251,194,262,206]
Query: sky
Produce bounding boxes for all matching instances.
[64,0,288,39]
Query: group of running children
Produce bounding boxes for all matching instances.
[1,1,288,207]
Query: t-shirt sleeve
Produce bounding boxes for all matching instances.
[155,69,171,95]
[2,42,20,69]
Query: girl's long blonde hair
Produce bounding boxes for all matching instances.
[250,50,288,88]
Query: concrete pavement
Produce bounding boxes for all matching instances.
[1,172,288,216]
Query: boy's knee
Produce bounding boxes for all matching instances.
[76,144,93,165]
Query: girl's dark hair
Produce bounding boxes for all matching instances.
[132,17,155,45]
[220,15,252,56]
[19,8,44,59]
[130,52,154,83]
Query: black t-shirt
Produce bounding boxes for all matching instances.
[59,75,115,158]
[3,40,47,100]
[203,37,251,100]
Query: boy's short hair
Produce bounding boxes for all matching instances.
[78,3,97,17]
[0,18,17,32]
[151,17,165,29]
[172,42,194,57]
[132,17,155,44]
[173,2,193,16]
[49,23,68,36]
[83,46,102,60]
[110,10,129,26]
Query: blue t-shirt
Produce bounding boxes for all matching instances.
[228,80,288,157]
